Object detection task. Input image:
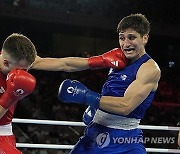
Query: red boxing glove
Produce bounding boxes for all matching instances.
[88,48,128,69]
[0,69,36,109]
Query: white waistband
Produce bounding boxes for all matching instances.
[93,109,140,130]
[0,123,13,136]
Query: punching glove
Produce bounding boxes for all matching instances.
[0,69,36,109]
[83,106,97,125]
[58,79,101,108]
[88,48,128,69]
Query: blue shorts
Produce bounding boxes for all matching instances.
[70,122,146,154]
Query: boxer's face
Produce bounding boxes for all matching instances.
[2,59,31,75]
[0,51,32,75]
[119,28,149,62]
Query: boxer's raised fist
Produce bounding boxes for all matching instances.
[0,69,36,109]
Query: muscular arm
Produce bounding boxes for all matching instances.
[31,56,90,72]
[99,60,161,115]
[31,48,127,72]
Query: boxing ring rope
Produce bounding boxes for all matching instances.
[12,118,180,130]
[12,118,180,153]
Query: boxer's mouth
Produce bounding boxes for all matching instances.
[124,48,135,53]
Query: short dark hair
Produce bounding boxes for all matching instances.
[117,13,151,37]
[2,33,37,65]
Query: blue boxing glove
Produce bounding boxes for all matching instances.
[58,79,101,108]
[83,106,97,125]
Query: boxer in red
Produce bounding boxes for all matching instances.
[0,33,36,153]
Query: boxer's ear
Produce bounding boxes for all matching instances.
[3,59,10,67]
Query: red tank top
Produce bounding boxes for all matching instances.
[0,72,17,125]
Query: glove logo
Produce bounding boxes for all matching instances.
[96,132,110,148]
[111,61,119,67]
[67,86,77,96]
[13,89,24,96]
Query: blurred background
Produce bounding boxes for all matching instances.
[0,0,180,153]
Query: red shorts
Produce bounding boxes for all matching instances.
[0,135,22,154]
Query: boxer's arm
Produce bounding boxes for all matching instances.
[31,56,89,72]
[99,60,161,115]
[31,48,127,72]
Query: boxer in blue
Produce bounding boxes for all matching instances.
[32,13,161,153]
[57,14,161,154]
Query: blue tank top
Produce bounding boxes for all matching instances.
[101,54,156,119]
